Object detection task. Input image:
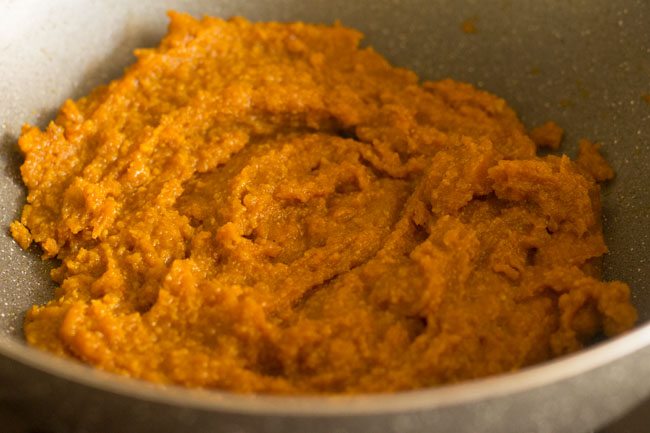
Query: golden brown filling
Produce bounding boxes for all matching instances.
[11,12,636,394]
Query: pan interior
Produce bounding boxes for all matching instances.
[1,0,648,346]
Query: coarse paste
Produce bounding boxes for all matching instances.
[11,12,637,394]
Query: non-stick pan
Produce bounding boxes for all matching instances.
[1,1,649,432]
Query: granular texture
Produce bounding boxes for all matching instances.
[11,12,636,394]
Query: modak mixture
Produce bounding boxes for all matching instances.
[11,12,636,393]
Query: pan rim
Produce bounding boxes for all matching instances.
[2,322,650,415]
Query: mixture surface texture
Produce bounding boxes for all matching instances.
[11,12,636,393]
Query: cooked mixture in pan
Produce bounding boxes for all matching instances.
[11,12,636,393]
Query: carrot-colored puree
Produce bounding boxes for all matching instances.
[11,12,636,394]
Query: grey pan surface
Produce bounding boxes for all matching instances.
[0,0,649,432]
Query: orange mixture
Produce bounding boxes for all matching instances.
[11,12,636,393]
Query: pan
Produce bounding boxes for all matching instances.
[1,0,649,432]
